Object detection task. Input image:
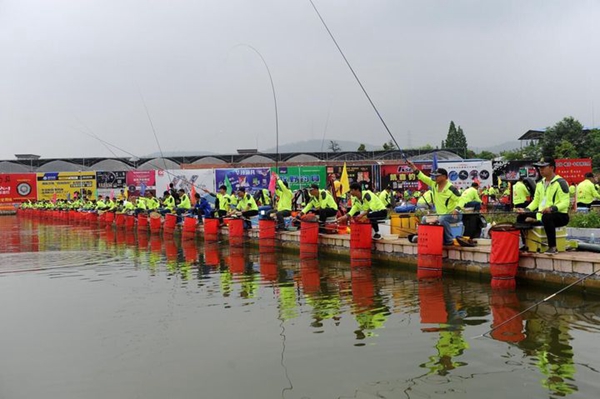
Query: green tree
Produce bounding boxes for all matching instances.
[382,140,396,150]
[500,142,542,161]
[555,140,578,159]
[328,140,341,153]
[357,143,366,152]
[441,121,468,156]
[541,117,584,158]
[418,144,434,151]
[475,150,497,160]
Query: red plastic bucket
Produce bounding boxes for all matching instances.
[350,221,372,250]
[417,254,443,279]
[490,290,525,342]
[183,216,197,233]
[137,215,149,230]
[164,214,177,231]
[490,229,520,284]
[300,221,319,245]
[204,218,220,235]
[88,213,98,223]
[149,215,162,232]
[259,219,276,240]
[125,215,135,228]
[115,213,125,226]
[417,224,444,256]
[228,219,244,238]
[105,212,115,224]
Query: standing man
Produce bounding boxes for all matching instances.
[576,172,600,208]
[297,183,338,224]
[406,160,465,246]
[516,157,570,255]
[337,182,388,239]
[273,178,292,230]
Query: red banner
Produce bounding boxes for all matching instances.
[380,163,433,191]
[555,158,592,185]
[126,171,156,197]
[0,174,37,203]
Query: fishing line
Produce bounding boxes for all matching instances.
[138,89,169,171]
[472,267,600,339]
[308,0,406,159]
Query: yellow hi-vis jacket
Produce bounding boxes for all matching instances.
[576,179,600,205]
[302,189,338,214]
[348,190,386,216]
[527,175,570,220]
[416,172,465,214]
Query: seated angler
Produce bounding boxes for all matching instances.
[160,191,176,215]
[176,189,192,220]
[337,182,388,240]
[406,160,465,246]
[145,192,160,214]
[378,185,394,210]
[576,172,600,209]
[417,189,434,211]
[516,157,570,255]
[297,184,338,224]
[203,185,231,224]
[461,182,482,211]
[191,192,213,222]
[96,195,108,212]
[512,175,531,209]
[135,195,147,216]
[233,187,259,229]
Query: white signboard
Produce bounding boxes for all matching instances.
[155,169,215,195]
[438,160,493,190]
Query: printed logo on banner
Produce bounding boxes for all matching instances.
[17,183,32,196]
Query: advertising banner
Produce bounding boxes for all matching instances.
[36,172,97,200]
[555,158,592,185]
[380,162,433,191]
[438,160,493,190]
[0,173,37,203]
[215,168,271,194]
[271,166,326,191]
[96,171,127,198]
[326,165,373,189]
[126,170,156,197]
[156,169,215,194]
[492,160,540,183]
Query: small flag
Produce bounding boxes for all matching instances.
[432,151,438,172]
[497,176,502,187]
[110,189,115,200]
[140,182,146,196]
[124,186,129,199]
[224,174,233,195]
[191,184,197,205]
[51,193,57,203]
[268,172,278,196]
[66,192,71,201]
[340,162,350,195]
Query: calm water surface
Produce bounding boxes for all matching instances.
[1,216,600,399]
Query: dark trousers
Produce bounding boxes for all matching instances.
[577,201,600,208]
[514,202,530,209]
[366,210,387,233]
[217,209,227,224]
[242,210,259,229]
[517,212,569,247]
[311,208,337,224]
[275,209,291,229]
[464,201,482,211]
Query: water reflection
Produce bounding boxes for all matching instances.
[2,215,600,398]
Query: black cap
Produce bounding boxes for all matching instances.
[310,183,319,190]
[533,157,555,167]
[430,168,448,177]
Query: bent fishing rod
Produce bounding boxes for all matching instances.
[472,267,600,340]
[308,0,406,160]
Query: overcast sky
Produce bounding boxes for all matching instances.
[1,0,599,160]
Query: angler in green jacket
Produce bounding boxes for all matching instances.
[273,179,292,230]
[337,182,387,239]
[160,191,176,215]
[576,172,600,208]
[176,189,192,216]
[234,187,259,229]
[407,160,465,246]
[512,176,530,208]
[378,185,394,209]
[516,157,570,254]
[203,185,233,223]
[460,182,482,211]
[145,192,160,212]
[417,190,434,210]
[298,183,338,223]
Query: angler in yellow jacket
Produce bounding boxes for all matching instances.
[298,183,338,224]
[407,160,466,246]
[516,157,570,254]
[337,182,387,239]
[576,172,600,208]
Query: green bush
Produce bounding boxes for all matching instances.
[568,212,600,228]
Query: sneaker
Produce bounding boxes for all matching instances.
[373,233,382,240]
[544,247,558,255]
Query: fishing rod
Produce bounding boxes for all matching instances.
[308,0,406,160]
[472,266,600,340]
[138,89,169,171]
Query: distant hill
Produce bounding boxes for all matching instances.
[471,141,522,154]
[143,150,216,158]
[264,139,380,153]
